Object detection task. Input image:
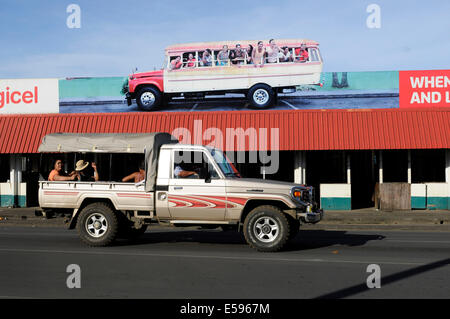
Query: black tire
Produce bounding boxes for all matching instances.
[136,86,162,111]
[76,203,119,247]
[243,205,290,252]
[288,218,300,241]
[247,84,275,109]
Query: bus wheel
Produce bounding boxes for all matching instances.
[247,84,274,109]
[136,86,161,111]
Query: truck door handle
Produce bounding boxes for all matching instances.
[174,186,183,190]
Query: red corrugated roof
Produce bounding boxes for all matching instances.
[0,108,449,153]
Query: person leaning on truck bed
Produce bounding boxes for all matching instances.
[122,161,145,183]
[48,159,78,181]
[74,160,99,182]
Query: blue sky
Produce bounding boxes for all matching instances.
[0,0,449,78]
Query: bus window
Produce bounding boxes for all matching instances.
[183,52,197,68]
[198,50,213,67]
[310,48,319,62]
[169,56,183,70]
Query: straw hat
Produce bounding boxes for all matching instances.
[75,160,89,171]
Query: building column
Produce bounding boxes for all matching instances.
[446,150,450,210]
[6,155,25,208]
[446,149,450,184]
[407,150,412,183]
[346,153,351,184]
[294,151,306,184]
[379,151,383,184]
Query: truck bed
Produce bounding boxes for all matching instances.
[39,181,154,211]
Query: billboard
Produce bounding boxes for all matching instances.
[0,79,59,114]
[399,70,450,108]
[1,70,448,115]
[57,70,402,113]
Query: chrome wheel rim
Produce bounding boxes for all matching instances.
[253,216,279,243]
[85,213,108,238]
[253,89,269,106]
[140,92,155,106]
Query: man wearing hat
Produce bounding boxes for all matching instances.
[75,160,99,182]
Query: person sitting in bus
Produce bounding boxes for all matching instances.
[279,47,293,62]
[246,45,254,64]
[231,44,246,65]
[201,49,212,67]
[186,53,196,68]
[252,41,266,67]
[217,45,229,66]
[266,39,281,63]
[295,44,309,62]
[48,159,78,181]
[170,56,182,70]
[122,161,145,183]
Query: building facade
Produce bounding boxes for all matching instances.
[0,108,449,210]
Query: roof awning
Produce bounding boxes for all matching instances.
[0,108,449,154]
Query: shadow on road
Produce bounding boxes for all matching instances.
[314,258,450,299]
[116,228,386,251]
[286,230,385,251]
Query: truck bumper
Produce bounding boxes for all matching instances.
[297,208,324,224]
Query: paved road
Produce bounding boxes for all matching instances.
[59,94,399,113]
[0,226,448,299]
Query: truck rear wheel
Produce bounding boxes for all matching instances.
[76,203,119,247]
[243,205,290,252]
[247,84,274,109]
[136,86,162,111]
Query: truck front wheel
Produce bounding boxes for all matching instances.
[136,86,162,111]
[243,205,290,252]
[77,203,119,247]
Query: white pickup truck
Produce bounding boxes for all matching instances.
[38,133,323,252]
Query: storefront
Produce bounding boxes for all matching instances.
[0,108,449,210]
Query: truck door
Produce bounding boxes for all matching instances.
[167,150,226,221]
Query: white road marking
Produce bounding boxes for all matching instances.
[387,240,450,244]
[0,248,424,266]
[280,100,298,110]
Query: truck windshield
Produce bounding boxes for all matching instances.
[211,149,241,178]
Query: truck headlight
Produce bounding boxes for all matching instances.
[291,187,309,206]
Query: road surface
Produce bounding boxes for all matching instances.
[0,226,448,299]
